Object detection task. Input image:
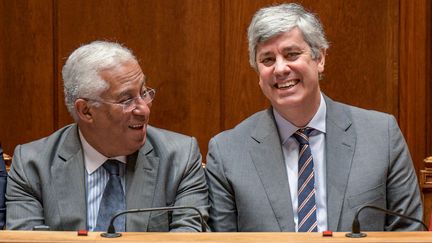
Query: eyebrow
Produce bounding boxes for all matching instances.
[281,46,303,52]
[257,52,273,59]
[258,45,303,57]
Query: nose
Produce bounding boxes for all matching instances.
[132,98,151,115]
[273,57,291,78]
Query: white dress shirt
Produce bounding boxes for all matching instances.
[273,93,328,232]
[78,130,126,231]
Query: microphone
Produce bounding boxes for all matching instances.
[100,206,207,238]
[345,205,427,238]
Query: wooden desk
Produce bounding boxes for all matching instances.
[0,231,431,243]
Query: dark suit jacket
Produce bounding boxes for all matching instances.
[6,124,209,231]
[205,95,423,232]
[0,145,6,229]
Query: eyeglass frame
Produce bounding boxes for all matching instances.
[80,87,156,112]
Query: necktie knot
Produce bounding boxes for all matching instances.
[103,159,120,176]
[293,128,314,145]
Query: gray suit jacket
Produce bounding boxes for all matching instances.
[6,124,209,231]
[205,95,423,232]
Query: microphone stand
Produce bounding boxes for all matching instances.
[101,206,207,238]
[346,205,427,238]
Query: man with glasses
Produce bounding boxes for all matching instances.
[6,41,209,232]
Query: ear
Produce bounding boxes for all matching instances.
[317,49,326,73]
[258,75,265,89]
[75,99,93,123]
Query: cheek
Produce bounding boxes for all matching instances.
[258,76,267,91]
[105,113,123,125]
[104,112,129,131]
[258,68,271,83]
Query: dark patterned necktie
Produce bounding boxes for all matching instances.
[293,128,318,232]
[94,159,126,231]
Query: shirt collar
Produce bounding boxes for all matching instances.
[274,92,327,145]
[78,129,126,174]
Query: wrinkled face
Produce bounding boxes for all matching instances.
[256,28,325,114]
[87,60,150,157]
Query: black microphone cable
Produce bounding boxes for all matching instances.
[346,205,427,238]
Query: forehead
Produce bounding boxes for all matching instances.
[256,28,309,55]
[98,60,146,97]
[99,60,145,86]
[100,60,142,79]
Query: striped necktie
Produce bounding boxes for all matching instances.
[94,159,126,232]
[293,128,318,232]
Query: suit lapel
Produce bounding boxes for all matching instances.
[125,140,159,231]
[324,96,356,231]
[250,109,295,231]
[52,125,87,230]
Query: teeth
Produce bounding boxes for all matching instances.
[130,124,143,128]
[277,80,299,88]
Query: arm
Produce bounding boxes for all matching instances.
[385,115,423,231]
[170,137,210,232]
[6,145,45,230]
[205,137,238,232]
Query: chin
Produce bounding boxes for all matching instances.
[274,96,304,108]
[134,136,147,150]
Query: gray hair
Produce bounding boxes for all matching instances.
[62,41,137,120]
[247,3,329,70]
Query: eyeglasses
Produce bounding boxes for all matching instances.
[82,87,156,112]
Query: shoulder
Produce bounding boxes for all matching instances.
[147,125,196,145]
[145,125,199,155]
[13,124,77,161]
[325,96,395,129]
[211,109,269,143]
[9,124,78,184]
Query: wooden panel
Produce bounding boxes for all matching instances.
[421,0,432,160]
[222,0,399,130]
[317,0,399,116]
[399,0,429,173]
[408,0,432,225]
[0,0,54,155]
[56,0,220,155]
[222,0,271,130]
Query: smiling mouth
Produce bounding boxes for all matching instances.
[129,124,144,130]
[274,80,300,89]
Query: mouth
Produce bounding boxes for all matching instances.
[129,124,145,130]
[274,79,300,89]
